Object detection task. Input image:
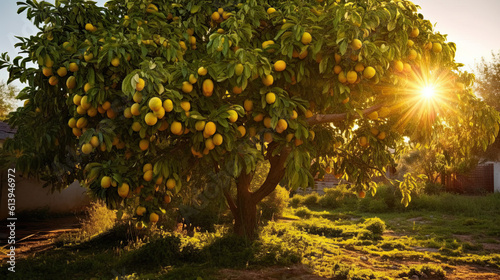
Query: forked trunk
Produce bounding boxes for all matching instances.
[224,143,291,240]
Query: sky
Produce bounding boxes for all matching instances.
[0,0,499,88]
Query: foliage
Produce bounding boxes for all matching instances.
[122,234,182,269]
[258,184,289,220]
[0,82,17,119]
[2,200,500,279]
[0,0,498,232]
[399,264,446,279]
[294,206,313,218]
[476,50,500,111]
[362,217,385,236]
[80,201,117,237]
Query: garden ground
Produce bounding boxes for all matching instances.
[1,188,500,279]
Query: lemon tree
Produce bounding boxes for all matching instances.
[1,0,498,239]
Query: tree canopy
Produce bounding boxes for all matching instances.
[1,0,498,235]
[0,82,17,119]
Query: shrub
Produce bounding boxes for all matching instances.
[203,234,253,267]
[324,185,359,207]
[303,192,320,207]
[356,229,374,240]
[179,197,231,232]
[294,218,344,238]
[80,201,116,237]
[122,234,182,268]
[289,194,305,208]
[400,264,446,279]
[318,192,339,209]
[294,206,313,219]
[363,217,385,236]
[259,185,289,220]
[367,200,389,213]
[424,182,444,195]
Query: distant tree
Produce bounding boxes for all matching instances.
[0,82,17,119]
[475,51,500,110]
[476,51,500,161]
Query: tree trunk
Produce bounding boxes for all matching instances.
[233,170,258,239]
[225,143,291,240]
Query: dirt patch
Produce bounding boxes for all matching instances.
[0,215,81,262]
[217,264,329,280]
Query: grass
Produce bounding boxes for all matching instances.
[2,189,500,279]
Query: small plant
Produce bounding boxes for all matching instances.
[294,218,344,238]
[400,264,446,279]
[80,201,116,237]
[363,217,386,236]
[203,234,253,268]
[294,206,313,219]
[289,194,305,208]
[121,234,182,268]
[259,185,290,220]
[303,193,320,207]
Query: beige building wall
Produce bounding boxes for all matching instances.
[0,172,90,220]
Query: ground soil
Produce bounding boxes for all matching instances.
[0,215,80,261]
[1,216,499,279]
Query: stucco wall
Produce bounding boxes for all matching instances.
[494,162,500,193]
[0,172,90,220]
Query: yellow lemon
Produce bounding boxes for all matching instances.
[244,99,253,111]
[202,79,214,97]
[101,176,112,188]
[81,143,93,154]
[351,39,362,50]
[204,121,216,137]
[148,97,162,111]
[182,81,193,93]
[198,66,208,76]
[227,110,238,123]
[301,32,312,45]
[139,139,150,151]
[163,99,174,112]
[213,133,223,146]
[363,66,376,79]
[346,71,357,84]
[266,92,276,104]
[274,60,286,72]
[145,112,158,126]
[170,121,183,135]
[118,183,130,198]
[136,78,145,91]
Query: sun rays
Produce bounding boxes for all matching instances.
[389,63,460,135]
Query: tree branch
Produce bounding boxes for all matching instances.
[252,143,291,204]
[306,103,384,126]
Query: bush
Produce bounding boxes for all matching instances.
[424,182,444,195]
[294,218,344,238]
[80,201,116,237]
[122,234,182,268]
[303,193,320,207]
[400,264,446,279]
[259,185,289,220]
[289,194,305,208]
[179,196,231,232]
[319,185,359,209]
[294,206,313,219]
[363,217,385,236]
[367,200,389,213]
[203,234,253,268]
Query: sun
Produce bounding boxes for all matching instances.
[421,86,436,99]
